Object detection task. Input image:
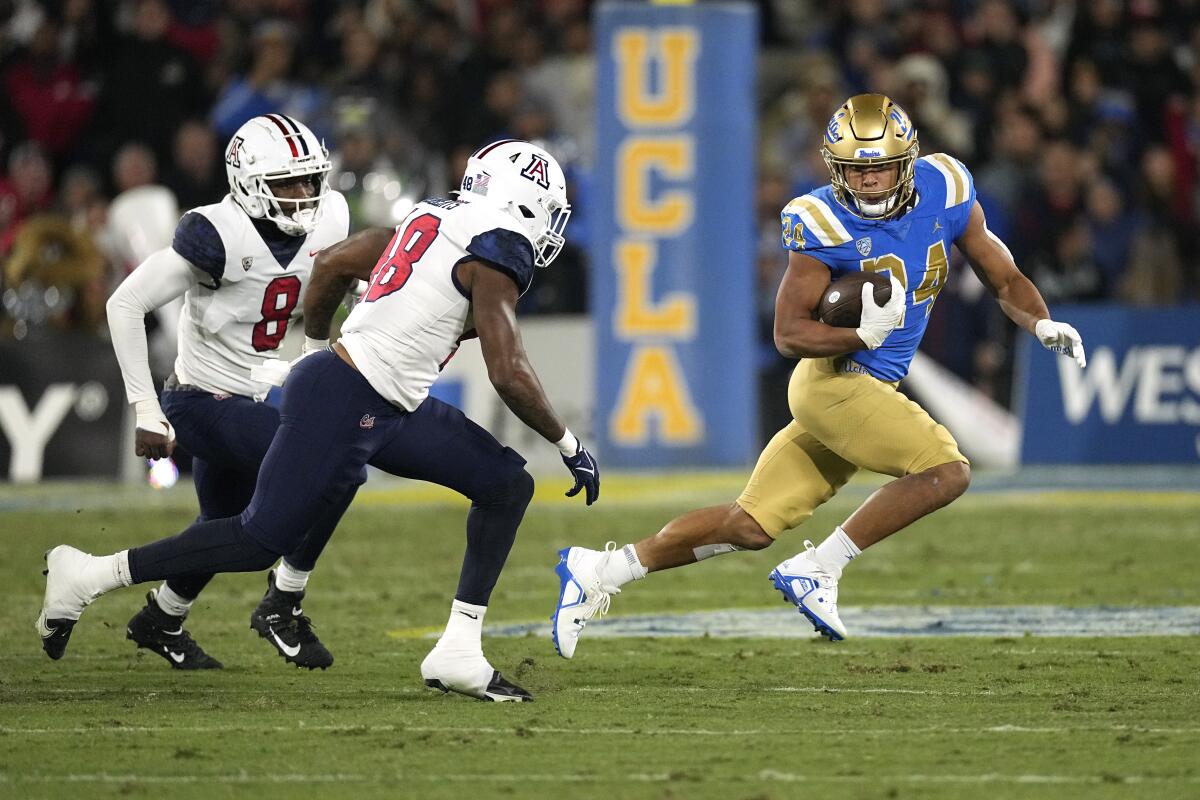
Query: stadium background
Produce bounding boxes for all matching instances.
[2,2,1199,798]
[2,0,1197,481]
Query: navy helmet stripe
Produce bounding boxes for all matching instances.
[474,138,522,159]
[278,114,311,156]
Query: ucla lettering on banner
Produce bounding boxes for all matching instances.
[1018,306,1200,464]
[592,2,758,467]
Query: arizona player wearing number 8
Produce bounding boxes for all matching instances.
[552,94,1088,656]
[101,115,355,670]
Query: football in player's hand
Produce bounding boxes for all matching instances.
[817,272,892,328]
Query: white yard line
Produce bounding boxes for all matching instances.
[1,771,1197,786]
[3,723,1197,737]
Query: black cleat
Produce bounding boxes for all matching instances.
[126,591,223,670]
[482,670,534,702]
[249,571,333,670]
[37,614,75,660]
[423,670,534,703]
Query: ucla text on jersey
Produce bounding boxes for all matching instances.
[781,154,975,382]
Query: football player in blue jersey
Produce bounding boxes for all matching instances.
[551,94,1086,656]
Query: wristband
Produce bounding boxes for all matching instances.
[303,336,330,354]
[554,428,580,457]
[134,399,174,440]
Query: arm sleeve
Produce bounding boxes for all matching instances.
[466,228,536,294]
[172,212,226,285]
[105,248,199,404]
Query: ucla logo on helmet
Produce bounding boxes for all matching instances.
[825,111,845,144]
[855,148,883,158]
[889,108,915,140]
[226,136,244,167]
[520,154,551,189]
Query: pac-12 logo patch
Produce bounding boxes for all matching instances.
[226,136,244,167]
[856,237,873,256]
[520,154,551,189]
[241,256,254,271]
[359,414,375,429]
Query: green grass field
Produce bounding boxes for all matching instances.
[2,475,1199,799]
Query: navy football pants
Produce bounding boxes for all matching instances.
[130,350,534,606]
[159,384,358,600]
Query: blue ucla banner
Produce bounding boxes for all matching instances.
[592,1,758,467]
[1018,306,1200,464]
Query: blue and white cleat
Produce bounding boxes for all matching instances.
[551,543,619,659]
[769,541,847,641]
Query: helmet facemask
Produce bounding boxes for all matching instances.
[237,167,330,236]
[823,146,918,220]
[521,194,571,268]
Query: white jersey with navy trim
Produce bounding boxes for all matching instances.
[171,191,350,399]
[339,196,536,411]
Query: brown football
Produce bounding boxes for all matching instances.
[817,271,892,328]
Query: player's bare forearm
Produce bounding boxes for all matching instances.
[775,317,871,358]
[958,201,1050,335]
[995,272,1051,335]
[493,368,567,443]
[304,227,394,338]
[773,250,866,358]
[467,259,568,443]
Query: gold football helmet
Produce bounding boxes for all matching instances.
[821,94,919,219]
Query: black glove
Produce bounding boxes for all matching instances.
[562,443,600,506]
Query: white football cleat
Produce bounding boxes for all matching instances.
[420,642,532,703]
[551,542,620,659]
[37,545,102,659]
[769,541,847,641]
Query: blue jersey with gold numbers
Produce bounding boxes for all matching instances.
[780,154,976,381]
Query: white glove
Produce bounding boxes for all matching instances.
[134,399,175,442]
[1035,318,1086,368]
[855,275,905,350]
[249,337,330,387]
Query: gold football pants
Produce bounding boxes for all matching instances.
[737,357,967,538]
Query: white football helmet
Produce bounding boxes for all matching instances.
[225,115,331,236]
[459,139,571,268]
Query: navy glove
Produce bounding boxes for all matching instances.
[562,443,600,506]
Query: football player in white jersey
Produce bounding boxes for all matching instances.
[102,114,359,670]
[40,139,598,702]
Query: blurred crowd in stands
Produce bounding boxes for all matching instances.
[1,0,1198,409]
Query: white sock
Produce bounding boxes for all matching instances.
[85,550,132,594]
[275,559,311,593]
[441,599,486,648]
[596,544,647,589]
[154,583,193,617]
[813,526,862,577]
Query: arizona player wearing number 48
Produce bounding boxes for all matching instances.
[40,139,597,702]
[552,94,1087,657]
[98,114,356,671]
